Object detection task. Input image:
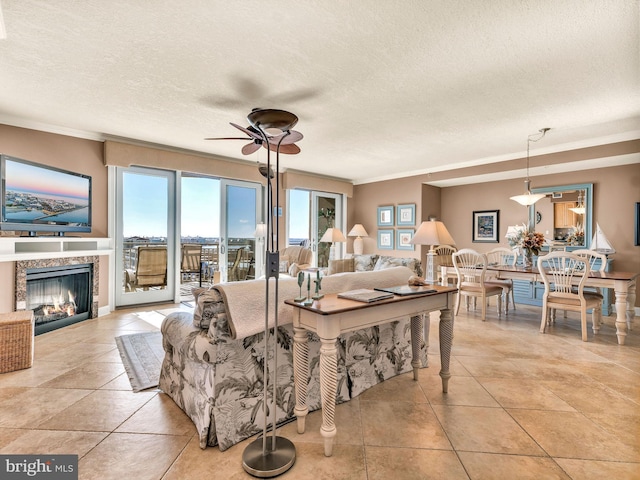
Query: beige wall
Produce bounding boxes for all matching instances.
[0,125,110,312]
[350,176,425,258]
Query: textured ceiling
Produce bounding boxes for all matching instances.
[0,1,638,184]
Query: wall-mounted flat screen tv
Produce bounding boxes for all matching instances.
[1,154,92,235]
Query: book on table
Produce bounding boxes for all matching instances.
[337,288,394,303]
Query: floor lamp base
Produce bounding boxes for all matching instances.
[242,436,296,478]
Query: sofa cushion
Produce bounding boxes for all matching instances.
[328,258,355,275]
[374,255,422,276]
[193,288,226,330]
[352,254,379,272]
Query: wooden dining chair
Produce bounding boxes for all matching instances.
[452,249,503,321]
[485,247,517,313]
[537,251,603,341]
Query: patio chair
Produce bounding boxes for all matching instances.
[125,245,168,292]
[180,244,203,286]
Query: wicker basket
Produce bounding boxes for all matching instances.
[0,310,34,373]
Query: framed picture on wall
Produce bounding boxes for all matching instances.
[377,229,394,249]
[396,204,415,226]
[472,210,500,243]
[397,229,415,250]
[377,206,394,226]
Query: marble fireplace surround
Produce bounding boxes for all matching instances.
[15,255,100,318]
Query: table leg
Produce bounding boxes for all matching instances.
[410,314,424,381]
[292,326,309,434]
[614,281,630,345]
[626,279,636,332]
[319,336,338,457]
[439,307,453,393]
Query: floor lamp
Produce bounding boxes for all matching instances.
[410,219,455,284]
[242,109,298,477]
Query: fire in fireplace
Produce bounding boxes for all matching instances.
[26,264,93,335]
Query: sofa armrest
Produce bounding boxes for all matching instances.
[288,262,311,277]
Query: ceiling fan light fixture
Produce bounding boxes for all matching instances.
[247,109,298,132]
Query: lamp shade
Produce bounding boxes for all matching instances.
[347,224,368,238]
[320,228,346,243]
[410,220,455,248]
[254,223,267,238]
[509,192,546,206]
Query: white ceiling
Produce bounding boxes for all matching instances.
[0,1,638,184]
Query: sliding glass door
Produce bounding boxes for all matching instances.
[115,167,176,307]
[219,180,263,282]
[287,190,343,268]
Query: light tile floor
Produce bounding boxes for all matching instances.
[0,302,638,479]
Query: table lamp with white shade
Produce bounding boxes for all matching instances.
[410,219,456,283]
[347,224,368,255]
[320,227,346,261]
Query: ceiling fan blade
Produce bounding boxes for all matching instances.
[241,142,261,155]
[267,130,303,145]
[204,137,251,140]
[265,143,301,155]
[230,122,262,140]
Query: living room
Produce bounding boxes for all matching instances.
[0,124,638,316]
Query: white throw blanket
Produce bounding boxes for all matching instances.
[215,266,415,339]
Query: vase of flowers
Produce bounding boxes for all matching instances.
[506,224,545,268]
[567,223,585,246]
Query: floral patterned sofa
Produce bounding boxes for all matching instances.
[159,255,423,451]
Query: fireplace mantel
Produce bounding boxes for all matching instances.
[0,237,113,262]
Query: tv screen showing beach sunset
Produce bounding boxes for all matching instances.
[3,159,90,226]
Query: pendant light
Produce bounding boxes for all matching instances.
[510,128,551,206]
[569,190,586,215]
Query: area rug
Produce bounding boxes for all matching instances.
[115,331,164,392]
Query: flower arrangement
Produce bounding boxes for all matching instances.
[567,223,585,245]
[506,223,545,257]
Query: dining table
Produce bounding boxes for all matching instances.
[441,264,637,345]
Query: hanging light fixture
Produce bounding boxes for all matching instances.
[510,128,551,206]
[569,190,586,215]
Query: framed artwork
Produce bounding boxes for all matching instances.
[396,204,416,226]
[377,229,394,249]
[377,206,394,226]
[472,210,500,243]
[397,229,415,250]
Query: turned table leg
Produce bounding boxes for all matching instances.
[319,336,338,457]
[411,314,424,381]
[292,326,309,434]
[439,307,454,393]
[614,280,630,345]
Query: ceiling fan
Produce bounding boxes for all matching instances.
[205,121,303,155]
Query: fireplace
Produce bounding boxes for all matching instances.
[15,255,100,335]
[26,264,93,334]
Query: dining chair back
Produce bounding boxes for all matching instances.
[485,247,518,312]
[537,251,603,341]
[452,248,503,320]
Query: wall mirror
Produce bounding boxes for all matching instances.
[529,183,593,250]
